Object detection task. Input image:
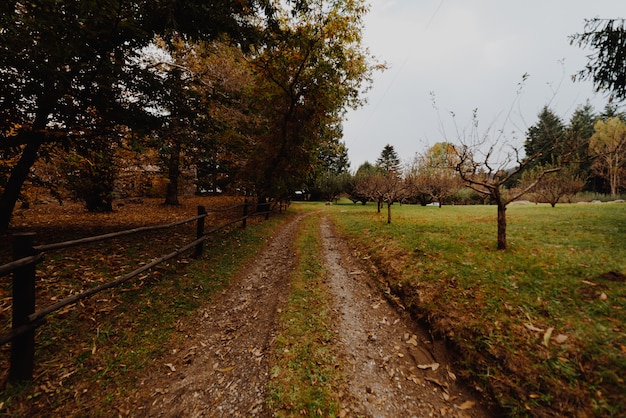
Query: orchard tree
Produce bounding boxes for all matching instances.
[520,162,586,206]
[353,145,408,221]
[449,106,562,250]
[454,142,559,249]
[0,0,277,232]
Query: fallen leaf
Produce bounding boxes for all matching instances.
[524,323,544,332]
[425,376,449,391]
[555,334,568,344]
[418,363,440,371]
[165,363,176,372]
[599,292,608,301]
[543,327,554,346]
[458,400,475,410]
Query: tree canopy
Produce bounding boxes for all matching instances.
[0,0,380,231]
[0,0,277,231]
[571,18,626,101]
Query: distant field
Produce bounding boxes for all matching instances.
[325,200,626,417]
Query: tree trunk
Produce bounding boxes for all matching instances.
[164,140,182,205]
[0,141,42,233]
[497,202,507,250]
[387,201,392,224]
[610,157,618,197]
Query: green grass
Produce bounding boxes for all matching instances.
[267,211,345,417]
[325,200,626,417]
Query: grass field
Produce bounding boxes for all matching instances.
[326,200,626,417]
[1,198,623,416]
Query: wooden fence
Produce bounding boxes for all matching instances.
[0,200,268,382]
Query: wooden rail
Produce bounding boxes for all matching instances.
[0,200,269,382]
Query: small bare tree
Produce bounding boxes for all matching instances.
[454,138,560,250]
[520,162,586,206]
[431,80,568,250]
[378,172,410,224]
[354,172,409,223]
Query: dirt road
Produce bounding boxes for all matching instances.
[136,213,490,417]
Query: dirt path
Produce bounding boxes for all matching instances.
[134,212,490,417]
[320,216,489,417]
[136,216,302,417]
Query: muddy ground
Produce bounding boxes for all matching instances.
[123,212,491,417]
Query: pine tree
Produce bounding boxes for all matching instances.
[376,144,401,175]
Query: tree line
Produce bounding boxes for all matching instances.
[314,99,625,250]
[0,0,381,233]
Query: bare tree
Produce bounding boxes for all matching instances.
[378,173,410,224]
[353,171,409,223]
[520,162,586,206]
[454,139,559,249]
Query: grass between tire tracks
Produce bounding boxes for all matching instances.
[326,200,625,417]
[268,212,346,417]
[0,199,290,417]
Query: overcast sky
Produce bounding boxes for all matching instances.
[342,0,625,170]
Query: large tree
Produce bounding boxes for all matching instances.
[589,117,626,196]
[571,18,626,101]
[0,0,274,232]
[244,0,379,203]
[566,103,597,190]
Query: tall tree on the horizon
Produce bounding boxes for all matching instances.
[524,106,566,168]
[242,0,380,203]
[376,144,401,175]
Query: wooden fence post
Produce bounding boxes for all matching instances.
[194,206,206,259]
[10,233,37,382]
[242,199,248,228]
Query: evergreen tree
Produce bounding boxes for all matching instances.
[376,144,401,175]
[571,18,626,101]
[524,106,565,167]
[566,103,597,190]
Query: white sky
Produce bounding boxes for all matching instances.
[342,0,625,170]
